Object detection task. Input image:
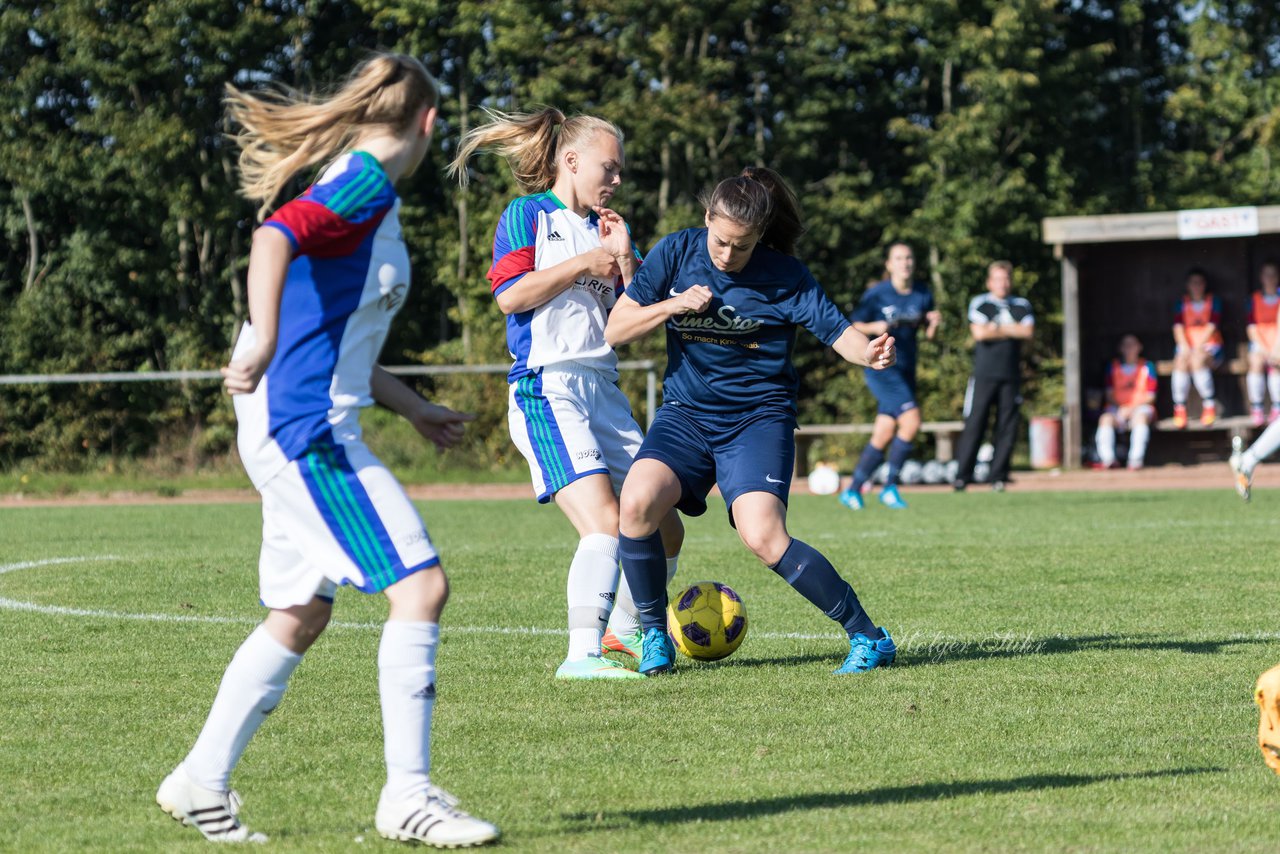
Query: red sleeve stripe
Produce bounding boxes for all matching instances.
[489,246,536,294]
[267,199,384,258]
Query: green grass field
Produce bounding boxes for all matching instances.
[2,488,1278,852]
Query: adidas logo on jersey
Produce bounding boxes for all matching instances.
[547,230,565,241]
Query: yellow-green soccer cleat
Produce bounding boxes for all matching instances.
[555,653,645,680]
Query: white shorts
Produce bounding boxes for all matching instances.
[256,435,439,609]
[1105,405,1155,430]
[508,364,644,503]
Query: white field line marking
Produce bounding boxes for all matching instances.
[13,557,1280,648]
[0,557,840,640]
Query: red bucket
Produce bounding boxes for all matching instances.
[1029,416,1061,469]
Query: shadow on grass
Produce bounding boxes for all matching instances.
[561,766,1224,830]
[897,632,1280,667]
[718,632,1277,671]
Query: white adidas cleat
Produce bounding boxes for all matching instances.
[376,786,499,848]
[156,766,266,843]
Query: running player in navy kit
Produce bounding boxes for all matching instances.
[839,243,940,510]
[605,167,898,676]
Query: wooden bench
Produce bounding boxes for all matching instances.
[793,420,965,477]
[1152,344,1252,440]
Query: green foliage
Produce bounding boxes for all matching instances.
[2,1,1277,470]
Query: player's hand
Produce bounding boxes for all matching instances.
[581,248,621,279]
[925,309,942,340]
[593,206,633,260]
[220,346,274,395]
[866,333,896,369]
[669,284,712,316]
[1269,347,1280,368]
[409,402,476,451]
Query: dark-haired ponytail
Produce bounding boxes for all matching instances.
[700,167,805,255]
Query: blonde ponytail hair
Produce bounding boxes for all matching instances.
[225,53,440,218]
[447,108,622,192]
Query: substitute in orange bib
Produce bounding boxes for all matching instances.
[1094,334,1157,470]
[1245,260,1280,427]
[1170,268,1223,428]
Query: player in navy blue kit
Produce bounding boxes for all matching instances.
[839,243,941,510]
[605,167,898,676]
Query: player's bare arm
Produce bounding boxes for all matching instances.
[605,287,713,347]
[1002,320,1035,340]
[1172,323,1188,349]
[832,327,895,370]
[370,366,475,451]
[852,319,889,337]
[970,321,1001,341]
[593,205,639,284]
[924,309,942,340]
[221,226,292,395]
[494,248,620,315]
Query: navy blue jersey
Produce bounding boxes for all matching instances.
[626,227,849,414]
[851,280,935,372]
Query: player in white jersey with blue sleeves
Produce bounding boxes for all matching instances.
[450,109,684,679]
[155,54,497,848]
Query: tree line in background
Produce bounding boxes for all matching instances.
[1,0,1278,471]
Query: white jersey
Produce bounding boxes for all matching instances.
[487,191,624,382]
[232,152,410,489]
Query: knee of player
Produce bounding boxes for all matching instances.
[737,526,788,566]
[618,486,659,536]
[1098,412,1115,428]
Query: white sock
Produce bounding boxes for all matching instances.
[379,620,438,803]
[1095,423,1116,466]
[1268,368,1280,407]
[566,534,620,660]
[608,553,679,636]
[1244,419,1280,475]
[1171,370,1190,405]
[1249,372,1266,408]
[1192,368,1215,404]
[1128,423,1150,466]
[183,625,302,791]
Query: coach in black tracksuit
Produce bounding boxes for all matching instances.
[953,261,1035,491]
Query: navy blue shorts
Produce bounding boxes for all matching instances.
[863,366,918,417]
[634,404,794,526]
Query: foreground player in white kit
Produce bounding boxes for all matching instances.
[449,109,684,679]
[155,54,497,847]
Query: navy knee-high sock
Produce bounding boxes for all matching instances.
[885,437,913,486]
[850,445,885,492]
[770,539,880,639]
[618,531,669,633]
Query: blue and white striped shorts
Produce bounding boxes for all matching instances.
[508,364,644,503]
[256,432,439,608]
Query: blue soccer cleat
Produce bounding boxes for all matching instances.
[837,488,864,511]
[639,627,676,676]
[879,484,908,509]
[834,628,897,674]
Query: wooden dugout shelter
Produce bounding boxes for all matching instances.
[1042,205,1280,468]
